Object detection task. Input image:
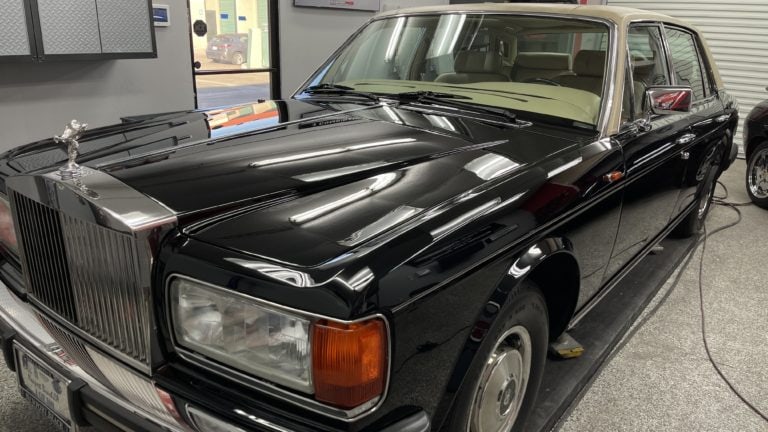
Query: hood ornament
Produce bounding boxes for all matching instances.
[54,119,88,180]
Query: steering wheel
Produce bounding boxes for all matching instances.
[524,77,562,86]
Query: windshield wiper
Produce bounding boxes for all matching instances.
[388,91,517,122]
[302,84,381,102]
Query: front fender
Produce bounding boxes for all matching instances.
[431,237,578,429]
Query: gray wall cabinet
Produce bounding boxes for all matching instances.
[0,0,156,61]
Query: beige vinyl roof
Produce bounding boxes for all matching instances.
[376,4,691,29]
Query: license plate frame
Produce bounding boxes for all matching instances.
[13,343,76,432]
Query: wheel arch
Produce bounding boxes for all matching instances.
[430,236,581,430]
[508,238,581,341]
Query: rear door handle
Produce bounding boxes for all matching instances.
[676,133,697,145]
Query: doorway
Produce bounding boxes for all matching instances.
[188,0,280,108]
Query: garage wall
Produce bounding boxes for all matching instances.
[607,0,768,152]
[279,0,449,97]
[0,0,195,150]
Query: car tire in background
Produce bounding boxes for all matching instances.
[231,52,245,65]
[746,141,768,209]
[444,280,548,432]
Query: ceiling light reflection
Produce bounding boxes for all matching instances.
[464,154,521,180]
[290,172,399,224]
[429,192,526,239]
[249,138,416,167]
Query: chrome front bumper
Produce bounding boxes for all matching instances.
[0,281,184,432]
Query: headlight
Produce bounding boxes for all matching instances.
[170,276,388,410]
[0,195,18,256]
[170,277,312,392]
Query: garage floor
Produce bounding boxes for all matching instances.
[0,162,765,432]
[558,162,768,432]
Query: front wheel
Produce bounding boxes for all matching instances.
[445,281,548,432]
[746,141,768,209]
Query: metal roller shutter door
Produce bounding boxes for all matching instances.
[607,0,768,153]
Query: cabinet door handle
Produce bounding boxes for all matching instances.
[676,133,697,145]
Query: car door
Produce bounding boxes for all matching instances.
[663,25,728,215]
[603,23,691,278]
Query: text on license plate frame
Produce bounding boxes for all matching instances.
[13,343,75,432]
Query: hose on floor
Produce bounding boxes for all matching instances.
[699,185,768,423]
[606,181,768,423]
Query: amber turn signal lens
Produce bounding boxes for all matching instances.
[312,318,387,409]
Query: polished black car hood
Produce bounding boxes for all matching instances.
[1,98,591,267]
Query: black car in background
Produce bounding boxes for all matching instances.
[206,33,248,65]
[744,97,768,208]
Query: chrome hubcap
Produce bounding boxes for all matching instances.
[469,326,532,432]
[748,148,768,199]
[698,175,715,218]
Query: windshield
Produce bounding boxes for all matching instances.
[302,14,611,127]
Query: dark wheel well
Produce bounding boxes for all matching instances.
[526,253,580,341]
[747,136,766,162]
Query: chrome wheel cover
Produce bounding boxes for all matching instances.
[468,326,532,432]
[748,148,768,199]
[698,173,715,218]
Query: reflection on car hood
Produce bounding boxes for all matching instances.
[0,98,590,267]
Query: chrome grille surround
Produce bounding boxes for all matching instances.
[7,167,176,373]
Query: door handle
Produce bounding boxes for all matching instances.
[676,133,696,145]
[715,114,730,123]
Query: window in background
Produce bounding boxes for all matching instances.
[189,0,279,108]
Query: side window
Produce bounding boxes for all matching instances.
[664,28,707,100]
[627,25,670,118]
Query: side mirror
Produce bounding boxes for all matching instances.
[644,86,693,115]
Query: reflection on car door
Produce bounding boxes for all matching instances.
[664,26,727,214]
[604,23,691,279]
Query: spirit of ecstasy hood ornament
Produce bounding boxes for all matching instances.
[54,119,88,179]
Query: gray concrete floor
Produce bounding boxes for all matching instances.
[0,163,765,432]
[560,162,768,432]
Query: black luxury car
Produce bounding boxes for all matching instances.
[744,96,768,208]
[0,5,739,432]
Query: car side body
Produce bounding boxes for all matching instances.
[0,4,738,432]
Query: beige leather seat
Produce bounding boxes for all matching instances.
[554,50,606,95]
[511,52,572,82]
[435,51,510,84]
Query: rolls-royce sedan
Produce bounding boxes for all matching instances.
[0,4,738,432]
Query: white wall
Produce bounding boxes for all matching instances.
[0,0,194,150]
[279,0,449,97]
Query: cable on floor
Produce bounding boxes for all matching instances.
[604,182,768,423]
[699,204,768,423]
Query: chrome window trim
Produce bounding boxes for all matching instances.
[6,168,177,373]
[165,273,392,423]
[297,11,618,136]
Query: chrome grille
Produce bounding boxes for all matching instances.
[11,192,76,321]
[10,190,150,366]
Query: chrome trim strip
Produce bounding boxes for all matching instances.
[0,281,185,432]
[166,274,392,423]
